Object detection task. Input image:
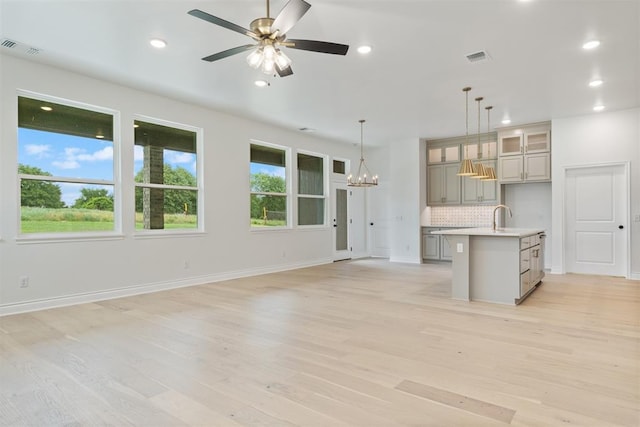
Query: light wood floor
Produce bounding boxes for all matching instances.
[1,259,638,426]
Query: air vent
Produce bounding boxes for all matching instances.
[466,50,491,63]
[0,38,41,55]
[1,38,17,49]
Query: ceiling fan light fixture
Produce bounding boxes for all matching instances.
[275,49,292,69]
[247,47,264,68]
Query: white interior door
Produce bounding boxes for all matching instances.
[332,182,351,261]
[565,164,628,276]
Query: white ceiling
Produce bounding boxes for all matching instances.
[1,0,638,146]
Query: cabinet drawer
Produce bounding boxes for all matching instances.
[520,249,530,273]
[520,270,531,296]
[520,237,531,249]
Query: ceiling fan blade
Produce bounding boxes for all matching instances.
[188,9,259,40]
[202,44,256,62]
[286,39,349,55]
[271,0,311,36]
[276,63,294,77]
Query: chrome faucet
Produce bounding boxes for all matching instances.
[492,204,512,231]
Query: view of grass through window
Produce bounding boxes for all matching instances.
[250,143,287,227]
[17,95,200,234]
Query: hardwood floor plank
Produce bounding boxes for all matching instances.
[1,258,638,426]
[396,379,516,423]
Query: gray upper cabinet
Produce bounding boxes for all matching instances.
[461,160,498,204]
[428,164,461,205]
[497,122,551,183]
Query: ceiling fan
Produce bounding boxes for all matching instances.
[188,0,349,77]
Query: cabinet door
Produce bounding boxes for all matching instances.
[462,143,480,160]
[427,165,444,204]
[443,164,461,204]
[499,156,524,182]
[524,153,550,181]
[524,131,550,154]
[461,174,480,204]
[423,234,440,260]
[499,134,523,156]
[479,161,498,203]
[440,235,452,260]
[443,145,460,162]
[481,141,497,159]
[530,244,542,284]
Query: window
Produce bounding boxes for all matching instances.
[250,142,289,227]
[297,152,326,226]
[17,94,117,234]
[333,159,346,174]
[134,119,200,231]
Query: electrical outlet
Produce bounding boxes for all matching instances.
[19,276,29,288]
[457,243,463,253]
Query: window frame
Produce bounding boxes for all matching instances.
[249,140,292,231]
[132,114,204,236]
[16,90,121,240]
[296,149,328,228]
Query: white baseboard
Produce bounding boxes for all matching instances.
[389,255,422,264]
[0,258,332,317]
[630,272,640,281]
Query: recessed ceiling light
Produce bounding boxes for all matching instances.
[582,40,600,50]
[299,127,316,133]
[589,79,603,87]
[501,119,511,125]
[149,38,167,49]
[40,106,52,111]
[254,80,269,87]
[593,105,605,112]
[357,45,372,54]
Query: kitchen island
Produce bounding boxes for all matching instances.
[431,228,546,305]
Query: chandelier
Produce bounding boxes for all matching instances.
[457,87,477,176]
[246,41,292,75]
[348,119,378,187]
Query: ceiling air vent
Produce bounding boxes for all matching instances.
[1,38,17,49]
[466,50,491,63]
[0,38,41,55]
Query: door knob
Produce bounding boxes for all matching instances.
[618,225,624,229]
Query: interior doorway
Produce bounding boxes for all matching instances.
[331,182,351,261]
[564,163,629,277]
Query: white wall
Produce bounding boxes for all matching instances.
[0,54,364,314]
[388,138,422,264]
[551,108,640,278]
[503,182,552,267]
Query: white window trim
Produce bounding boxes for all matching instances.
[132,115,204,235]
[296,149,329,228]
[16,90,121,240]
[250,139,292,231]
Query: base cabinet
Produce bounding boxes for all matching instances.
[519,233,545,298]
[422,227,453,262]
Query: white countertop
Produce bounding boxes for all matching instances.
[431,227,544,237]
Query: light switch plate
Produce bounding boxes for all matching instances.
[457,243,463,253]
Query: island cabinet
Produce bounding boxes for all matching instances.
[498,122,551,183]
[431,228,546,305]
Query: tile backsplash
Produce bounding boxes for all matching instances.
[429,205,495,227]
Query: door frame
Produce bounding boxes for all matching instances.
[331,181,351,261]
[561,161,631,278]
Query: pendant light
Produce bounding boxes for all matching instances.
[457,87,477,176]
[471,96,489,179]
[347,119,378,187]
[482,105,497,181]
